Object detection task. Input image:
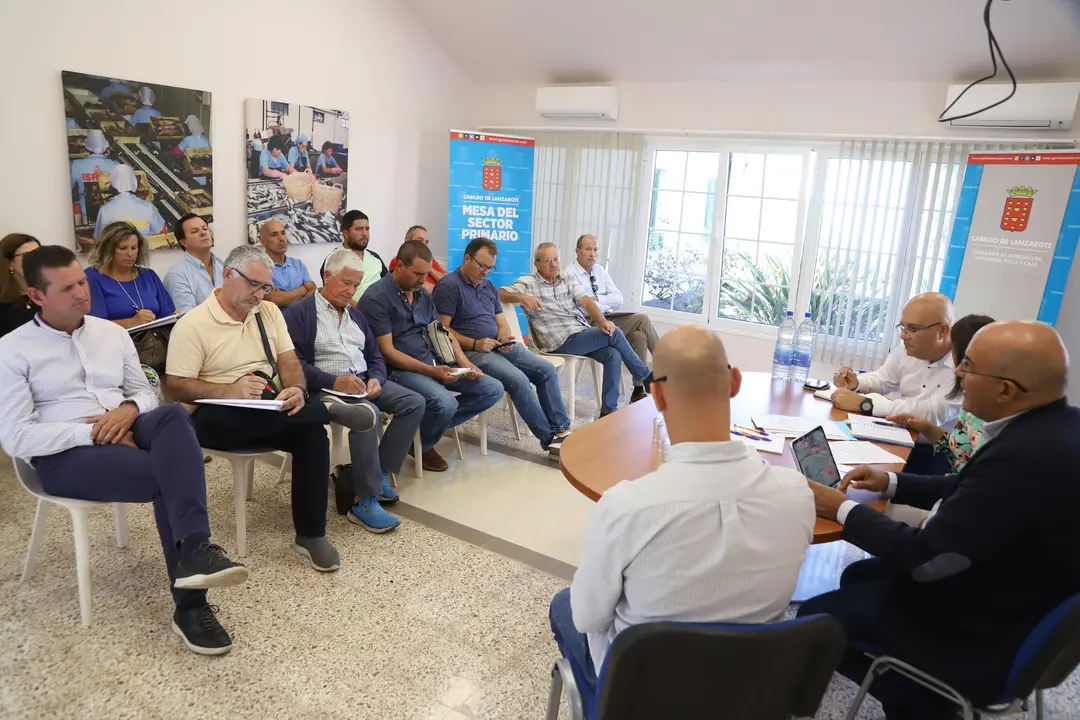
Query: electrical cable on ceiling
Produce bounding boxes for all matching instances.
[938,0,1018,123]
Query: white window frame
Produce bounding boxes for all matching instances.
[629,137,817,340]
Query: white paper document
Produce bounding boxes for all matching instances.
[846,416,915,447]
[448,368,470,376]
[194,399,284,411]
[322,388,368,399]
[814,387,836,401]
[738,436,784,455]
[751,415,851,441]
[836,464,855,476]
[127,313,184,333]
[828,441,907,466]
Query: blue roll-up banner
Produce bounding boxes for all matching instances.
[448,130,535,331]
[941,152,1080,325]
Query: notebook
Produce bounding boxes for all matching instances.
[813,387,836,401]
[846,415,915,447]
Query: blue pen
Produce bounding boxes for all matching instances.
[732,429,772,442]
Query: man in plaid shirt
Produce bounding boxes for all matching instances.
[500,243,653,417]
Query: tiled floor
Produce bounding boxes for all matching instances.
[5,437,1080,718]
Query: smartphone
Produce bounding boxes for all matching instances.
[803,378,830,391]
[791,426,842,488]
[492,340,515,350]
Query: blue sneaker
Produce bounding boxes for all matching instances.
[348,496,401,533]
[378,470,400,505]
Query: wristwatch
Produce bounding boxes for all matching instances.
[859,397,874,415]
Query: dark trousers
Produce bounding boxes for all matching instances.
[797,558,960,719]
[549,588,598,696]
[193,401,331,538]
[34,405,211,609]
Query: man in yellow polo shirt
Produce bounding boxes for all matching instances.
[164,245,340,572]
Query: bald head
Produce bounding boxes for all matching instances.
[259,220,288,257]
[973,321,1068,398]
[905,292,955,325]
[653,326,732,400]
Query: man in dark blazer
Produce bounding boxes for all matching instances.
[801,320,1078,719]
[283,248,424,533]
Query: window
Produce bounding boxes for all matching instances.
[632,138,1045,362]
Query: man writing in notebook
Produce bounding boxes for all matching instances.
[549,325,814,692]
[830,292,960,430]
[165,245,340,573]
[802,321,1080,719]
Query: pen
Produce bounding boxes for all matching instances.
[732,430,771,442]
[872,420,898,427]
[247,372,275,395]
[734,424,769,438]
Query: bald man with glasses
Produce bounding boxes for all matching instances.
[802,321,1079,719]
[830,293,961,430]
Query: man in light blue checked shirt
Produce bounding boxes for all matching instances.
[499,243,653,417]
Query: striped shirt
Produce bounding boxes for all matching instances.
[313,290,367,377]
[502,270,589,353]
[570,440,815,670]
[0,315,159,460]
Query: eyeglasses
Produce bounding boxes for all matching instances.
[233,268,274,295]
[895,322,943,337]
[958,355,1028,393]
[652,365,731,384]
[589,275,598,294]
[467,254,495,272]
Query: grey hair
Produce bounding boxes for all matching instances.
[225,244,273,273]
[534,242,558,262]
[323,247,365,277]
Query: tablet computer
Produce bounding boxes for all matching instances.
[791,426,842,488]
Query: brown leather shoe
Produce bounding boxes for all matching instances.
[421,448,448,472]
[630,387,649,403]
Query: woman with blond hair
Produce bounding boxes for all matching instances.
[86,221,175,329]
[0,233,41,337]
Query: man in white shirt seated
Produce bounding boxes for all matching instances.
[549,324,814,690]
[830,292,960,429]
[0,245,249,656]
[571,234,658,402]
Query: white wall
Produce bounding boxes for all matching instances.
[476,80,1080,140]
[0,0,474,281]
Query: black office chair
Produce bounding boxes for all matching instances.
[546,614,846,720]
[845,592,1080,720]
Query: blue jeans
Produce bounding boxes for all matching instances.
[468,343,569,449]
[549,588,598,696]
[554,327,652,414]
[389,369,504,451]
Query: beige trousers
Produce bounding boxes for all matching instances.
[592,312,658,370]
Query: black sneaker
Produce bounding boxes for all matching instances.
[332,463,354,515]
[642,372,655,394]
[174,543,250,590]
[172,604,233,656]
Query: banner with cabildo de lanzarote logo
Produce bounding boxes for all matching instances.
[448,130,535,329]
[941,153,1080,324]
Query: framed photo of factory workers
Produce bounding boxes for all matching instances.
[63,71,213,252]
[245,98,350,245]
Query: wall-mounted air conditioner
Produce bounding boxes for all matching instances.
[536,86,620,120]
[943,81,1080,130]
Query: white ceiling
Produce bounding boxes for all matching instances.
[399,0,1080,84]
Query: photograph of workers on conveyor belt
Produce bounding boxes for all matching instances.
[63,71,213,252]
[245,98,349,245]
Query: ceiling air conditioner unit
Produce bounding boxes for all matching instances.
[536,86,619,120]
[943,81,1080,130]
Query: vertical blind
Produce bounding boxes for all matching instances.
[525,132,645,291]
[813,139,1072,369]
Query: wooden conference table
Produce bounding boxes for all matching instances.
[559,371,911,544]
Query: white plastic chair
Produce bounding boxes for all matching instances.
[501,302,595,424]
[478,394,521,455]
[202,448,289,558]
[13,458,128,628]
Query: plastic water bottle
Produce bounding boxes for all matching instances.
[791,312,817,384]
[772,311,796,380]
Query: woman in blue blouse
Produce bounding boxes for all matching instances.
[86,221,176,329]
